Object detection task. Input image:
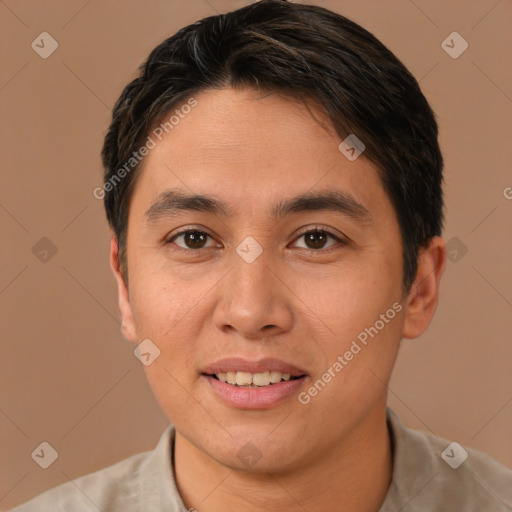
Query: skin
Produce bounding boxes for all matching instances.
[110,87,446,511]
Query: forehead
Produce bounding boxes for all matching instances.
[132,87,386,218]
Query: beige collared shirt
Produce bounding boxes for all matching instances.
[10,408,512,511]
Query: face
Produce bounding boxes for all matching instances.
[113,87,423,473]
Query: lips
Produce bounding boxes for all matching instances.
[201,357,308,378]
[200,357,309,408]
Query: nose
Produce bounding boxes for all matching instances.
[212,252,294,340]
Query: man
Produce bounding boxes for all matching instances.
[11,0,512,510]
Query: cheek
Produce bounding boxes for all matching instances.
[295,259,403,400]
[293,259,398,340]
[128,268,217,383]
[129,267,204,338]
[131,274,204,425]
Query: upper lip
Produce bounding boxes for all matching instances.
[202,357,308,377]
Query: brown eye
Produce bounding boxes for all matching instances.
[304,231,328,249]
[168,230,217,250]
[293,228,342,251]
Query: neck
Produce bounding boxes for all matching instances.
[174,400,392,512]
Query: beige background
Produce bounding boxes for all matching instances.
[1,0,511,509]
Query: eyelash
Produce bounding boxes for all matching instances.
[164,226,346,253]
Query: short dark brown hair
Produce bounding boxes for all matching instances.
[101,0,444,292]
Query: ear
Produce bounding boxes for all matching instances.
[402,236,446,339]
[110,235,138,343]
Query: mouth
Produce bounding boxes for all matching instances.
[203,370,305,388]
[200,357,309,408]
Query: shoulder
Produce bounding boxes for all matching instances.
[8,425,180,512]
[381,409,512,512]
[9,450,149,512]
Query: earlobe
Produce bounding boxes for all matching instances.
[402,236,446,339]
[110,236,138,343]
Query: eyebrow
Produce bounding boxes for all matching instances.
[144,189,372,224]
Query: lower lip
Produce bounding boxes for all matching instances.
[202,374,307,410]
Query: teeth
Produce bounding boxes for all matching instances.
[214,370,295,387]
[236,372,253,386]
[269,371,283,383]
[253,371,270,386]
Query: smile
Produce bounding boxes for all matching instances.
[207,371,303,387]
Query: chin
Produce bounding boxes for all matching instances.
[202,431,306,474]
